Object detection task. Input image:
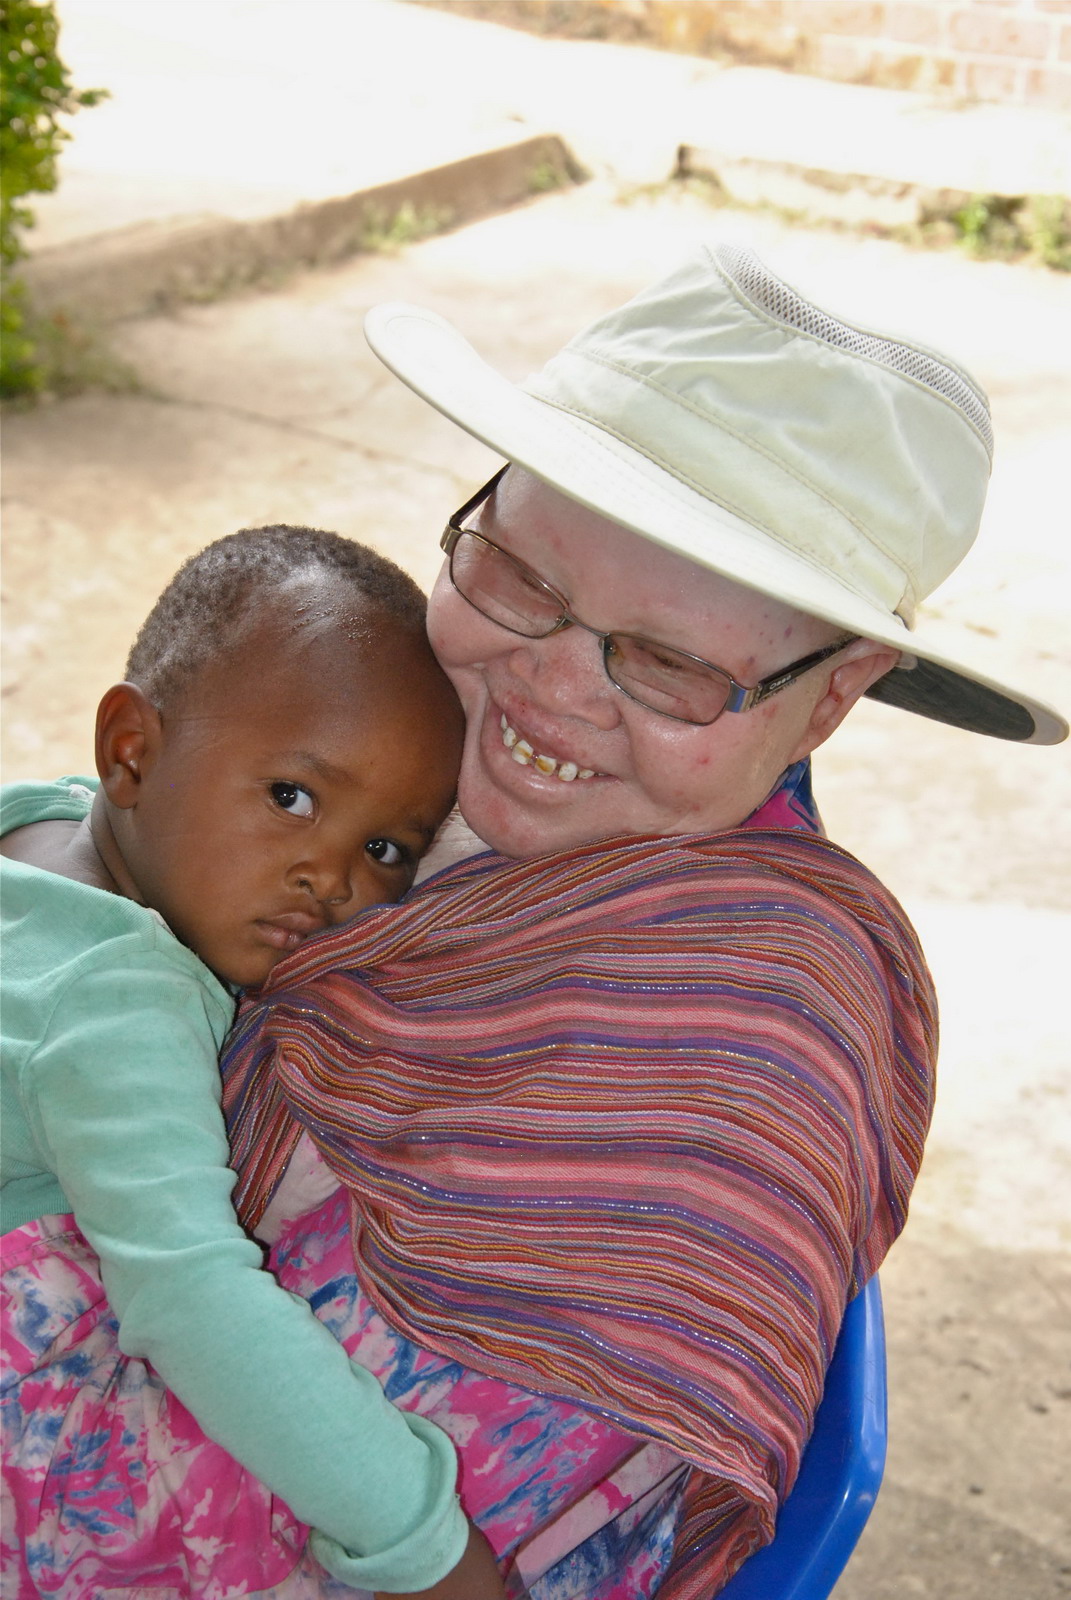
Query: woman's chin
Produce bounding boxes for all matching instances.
[454,712,603,858]
[457,766,603,860]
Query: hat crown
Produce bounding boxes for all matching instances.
[362,243,1066,742]
[526,244,993,621]
[715,245,993,455]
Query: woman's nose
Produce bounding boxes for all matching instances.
[506,626,620,728]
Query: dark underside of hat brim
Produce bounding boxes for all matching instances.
[866,659,1037,740]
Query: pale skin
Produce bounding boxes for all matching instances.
[421,465,901,874]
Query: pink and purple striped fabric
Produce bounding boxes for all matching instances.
[222,821,936,1597]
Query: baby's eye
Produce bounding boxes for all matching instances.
[365,838,408,867]
[270,782,316,818]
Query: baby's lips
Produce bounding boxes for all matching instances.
[264,910,329,935]
[255,910,329,949]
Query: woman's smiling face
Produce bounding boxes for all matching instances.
[426,468,850,860]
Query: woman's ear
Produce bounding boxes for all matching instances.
[788,640,902,762]
[94,684,163,808]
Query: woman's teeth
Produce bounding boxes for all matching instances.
[500,716,594,782]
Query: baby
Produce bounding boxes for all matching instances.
[0,526,502,1598]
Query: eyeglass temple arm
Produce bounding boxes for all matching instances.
[442,465,511,554]
[729,637,859,712]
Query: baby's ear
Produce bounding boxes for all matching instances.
[94,684,162,809]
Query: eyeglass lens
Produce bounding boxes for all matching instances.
[449,531,733,724]
[450,531,564,636]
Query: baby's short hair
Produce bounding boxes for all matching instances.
[126,524,428,709]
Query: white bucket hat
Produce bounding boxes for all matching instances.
[365,242,1066,744]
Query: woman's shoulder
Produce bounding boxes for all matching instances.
[422,826,926,983]
[545,825,901,914]
[668,826,927,965]
[680,822,893,898]
[397,824,908,942]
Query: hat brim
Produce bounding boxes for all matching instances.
[365,302,1067,746]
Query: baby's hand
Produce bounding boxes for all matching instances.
[374,1521,507,1600]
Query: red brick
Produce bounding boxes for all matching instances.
[869,46,938,86]
[1024,61,1071,104]
[964,57,1022,97]
[932,52,958,87]
[788,1,884,36]
[883,1,944,44]
[811,32,876,76]
[949,9,1052,56]
[721,0,790,21]
[893,46,957,87]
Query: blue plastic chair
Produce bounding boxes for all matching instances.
[718,1275,887,1600]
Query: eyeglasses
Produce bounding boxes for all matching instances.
[441,468,857,727]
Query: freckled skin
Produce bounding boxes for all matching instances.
[427,469,893,860]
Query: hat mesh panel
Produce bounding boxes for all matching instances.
[717,245,994,459]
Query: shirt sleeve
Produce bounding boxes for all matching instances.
[23,946,468,1592]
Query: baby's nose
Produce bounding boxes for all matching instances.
[296,859,354,907]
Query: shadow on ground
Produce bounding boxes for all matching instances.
[839,1232,1071,1596]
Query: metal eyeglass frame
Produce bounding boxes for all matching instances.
[441,466,857,727]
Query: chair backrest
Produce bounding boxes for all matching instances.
[716,1274,888,1600]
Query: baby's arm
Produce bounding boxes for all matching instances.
[26,945,489,1595]
[376,1526,505,1600]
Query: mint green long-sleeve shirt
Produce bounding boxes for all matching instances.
[0,778,468,1592]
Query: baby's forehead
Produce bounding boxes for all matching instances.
[182,581,426,713]
[245,577,404,651]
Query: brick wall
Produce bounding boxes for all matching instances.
[421,0,1071,110]
[779,0,1071,108]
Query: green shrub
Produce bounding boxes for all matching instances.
[1,0,107,396]
[1023,195,1071,273]
[950,192,1070,271]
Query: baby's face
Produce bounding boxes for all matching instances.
[119,602,464,988]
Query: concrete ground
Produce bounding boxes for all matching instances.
[21,0,1071,320]
[3,2,1070,1595]
[26,0,1071,253]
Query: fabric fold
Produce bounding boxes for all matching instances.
[223,778,936,1597]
